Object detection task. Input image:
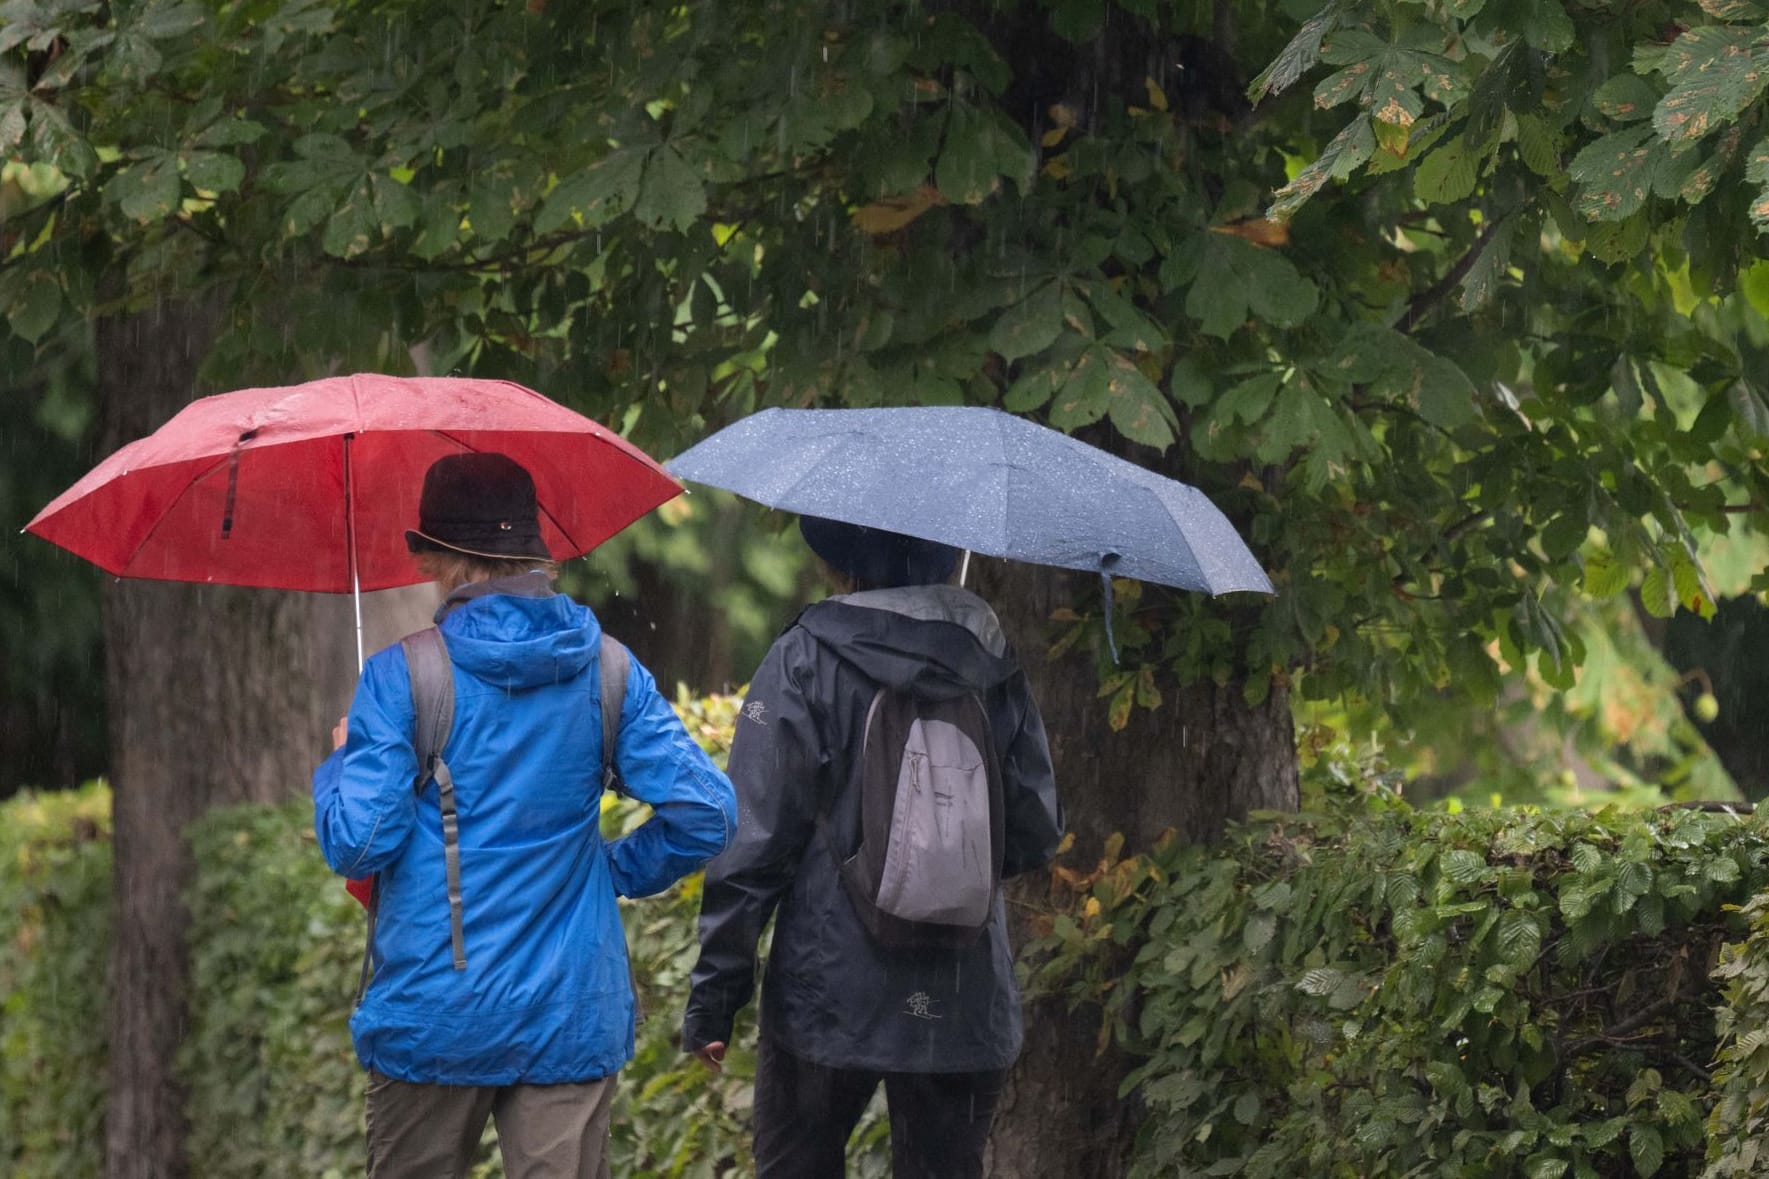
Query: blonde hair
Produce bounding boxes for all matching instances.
[413,549,558,595]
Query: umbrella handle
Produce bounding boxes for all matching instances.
[1099,554,1121,666]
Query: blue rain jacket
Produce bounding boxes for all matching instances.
[313,581,736,1085]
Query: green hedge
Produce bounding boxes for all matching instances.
[1,690,883,1178]
[1707,890,1769,1174]
[0,785,111,1179]
[1026,794,1769,1178]
[10,762,1769,1176]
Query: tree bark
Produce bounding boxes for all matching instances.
[977,561,1298,1178]
[96,300,363,1179]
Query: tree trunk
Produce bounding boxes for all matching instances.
[977,561,1298,1178]
[96,301,363,1179]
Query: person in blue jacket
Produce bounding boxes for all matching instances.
[313,452,737,1179]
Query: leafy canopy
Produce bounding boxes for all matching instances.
[4,0,1767,790]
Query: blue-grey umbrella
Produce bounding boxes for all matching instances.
[667,406,1273,597]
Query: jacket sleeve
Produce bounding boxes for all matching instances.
[682,632,822,1052]
[312,650,422,878]
[998,668,1064,879]
[603,656,738,900]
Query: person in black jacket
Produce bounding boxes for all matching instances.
[682,516,1064,1178]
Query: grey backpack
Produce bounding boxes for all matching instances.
[818,686,1005,948]
[355,629,628,1000]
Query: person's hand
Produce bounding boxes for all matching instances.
[332,715,348,750]
[692,1041,726,1073]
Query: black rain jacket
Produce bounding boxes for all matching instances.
[682,584,1064,1073]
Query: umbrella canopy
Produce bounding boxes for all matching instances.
[667,406,1273,596]
[26,374,680,593]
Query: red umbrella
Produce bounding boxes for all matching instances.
[26,373,680,661]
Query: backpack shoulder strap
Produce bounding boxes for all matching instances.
[599,633,630,794]
[403,627,455,778]
[356,627,465,1004]
[814,685,888,878]
[402,627,466,972]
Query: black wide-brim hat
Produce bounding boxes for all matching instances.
[405,452,553,561]
[799,516,958,589]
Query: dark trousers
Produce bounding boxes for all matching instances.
[752,1036,1007,1179]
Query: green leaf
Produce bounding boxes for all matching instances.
[1703,0,1769,15]
[990,282,1063,362]
[1541,514,1588,560]
[1415,134,1482,206]
[1249,5,1340,103]
[536,148,645,236]
[1183,234,1318,338]
[468,176,519,244]
[1729,380,1769,441]
[1569,126,1663,220]
[107,151,181,222]
[1104,352,1177,449]
[1514,114,1561,177]
[0,98,23,149]
[1629,1123,1664,1177]
[1083,280,1167,353]
[1269,116,1375,221]
[282,186,335,237]
[1243,912,1276,953]
[1049,346,1112,430]
[635,145,707,233]
[1581,551,1630,597]
[1255,384,1337,463]
[1006,364,1064,413]
[1459,216,1516,311]
[936,104,1003,205]
[321,180,377,258]
[1216,373,1282,427]
[1593,74,1661,123]
[1296,966,1346,997]
[182,151,244,195]
[194,117,266,149]
[1639,567,1673,618]
[1498,910,1543,964]
[138,1,206,38]
[3,269,61,343]
[1518,0,1575,51]
[411,191,464,260]
[1330,323,1479,429]
[365,173,418,233]
[1652,26,1769,150]
[1441,848,1488,886]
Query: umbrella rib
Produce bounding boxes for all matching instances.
[119,452,240,579]
[988,413,1014,560]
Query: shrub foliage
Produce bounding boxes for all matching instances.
[0,785,110,1178]
[9,744,1769,1176]
[1025,795,1769,1178]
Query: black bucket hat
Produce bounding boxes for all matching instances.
[405,452,552,561]
[799,516,959,589]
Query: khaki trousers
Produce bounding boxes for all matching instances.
[365,1070,617,1179]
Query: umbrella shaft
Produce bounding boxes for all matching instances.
[344,434,364,671]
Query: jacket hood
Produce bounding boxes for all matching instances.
[436,576,600,690]
[796,584,1019,699]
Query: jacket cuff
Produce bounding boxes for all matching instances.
[680,1009,733,1052]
